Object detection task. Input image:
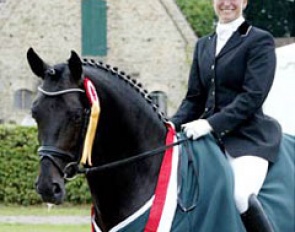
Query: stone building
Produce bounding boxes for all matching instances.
[0,0,196,124]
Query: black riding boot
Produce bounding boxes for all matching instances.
[241,194,274,232]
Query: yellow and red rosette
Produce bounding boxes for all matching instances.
[81,78,100,166]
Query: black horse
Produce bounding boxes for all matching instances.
[28,48,169,230]
[28,48,295,232]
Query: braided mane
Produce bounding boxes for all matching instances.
[81,58,168,124]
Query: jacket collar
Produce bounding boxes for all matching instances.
[207,21,252,59]
[238,20,252,36]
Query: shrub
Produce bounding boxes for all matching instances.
[0,125,91,205]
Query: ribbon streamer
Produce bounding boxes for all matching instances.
[81,78,100,166]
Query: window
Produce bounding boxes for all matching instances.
[82,0,107,56]
[14,89,33,110]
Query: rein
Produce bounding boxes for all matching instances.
[79,137,189,175]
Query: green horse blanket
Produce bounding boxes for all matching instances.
[95,133,294,232]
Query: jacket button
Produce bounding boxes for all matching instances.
[211,65,215,70]
[211,78,215,83]
[212,91,215,96]
[205,108,209,112]
[220,132,225,136]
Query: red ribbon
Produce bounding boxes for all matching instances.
[144,124,176,231]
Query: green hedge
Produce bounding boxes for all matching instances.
[0,125,91,205]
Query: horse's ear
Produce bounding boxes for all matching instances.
[27,48,48,78]
[68,51,82,82]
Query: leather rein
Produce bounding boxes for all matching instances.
[37,85,189,180]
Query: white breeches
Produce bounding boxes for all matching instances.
[226,154,269,213]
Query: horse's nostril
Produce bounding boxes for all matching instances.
[52,183,61,195]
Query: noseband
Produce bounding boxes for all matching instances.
[38,146,82,179]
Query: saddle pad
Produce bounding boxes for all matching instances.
[259,134,295,232]
[109,134,294,232]
[174,133,245,232]
[174,133,294,232]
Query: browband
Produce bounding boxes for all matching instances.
[38,86,85,96]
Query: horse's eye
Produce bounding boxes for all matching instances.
[71,111,83,124]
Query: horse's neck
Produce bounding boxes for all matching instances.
[88,152,164,230]
[87,125,166,230]
[85,71,167,230]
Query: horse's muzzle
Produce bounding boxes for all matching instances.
[35,177,65,205]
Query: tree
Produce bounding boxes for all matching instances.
[176,0,215,37]
[176,0,295,38]
[245,0,295,37]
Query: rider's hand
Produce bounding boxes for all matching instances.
[181,119,212,140]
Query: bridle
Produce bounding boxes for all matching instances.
[36,84,189,181]
[36,85,90,180]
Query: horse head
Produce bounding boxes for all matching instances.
[27,48,167,228]
[28,48,87,204]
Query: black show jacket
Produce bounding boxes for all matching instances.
[171,21,281,162]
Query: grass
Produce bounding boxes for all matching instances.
[0,205,92,231]
[0,223,90,232]
[0,204,90,216]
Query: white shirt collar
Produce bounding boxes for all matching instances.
[216,16,245,39]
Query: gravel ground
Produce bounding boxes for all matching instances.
[0,216,90,224]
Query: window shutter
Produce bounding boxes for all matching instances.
[82,0,107,56]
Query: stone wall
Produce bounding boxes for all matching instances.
[0,0,81,123]
[0,0,196,124]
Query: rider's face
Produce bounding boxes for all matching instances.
[213,0,248,24]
